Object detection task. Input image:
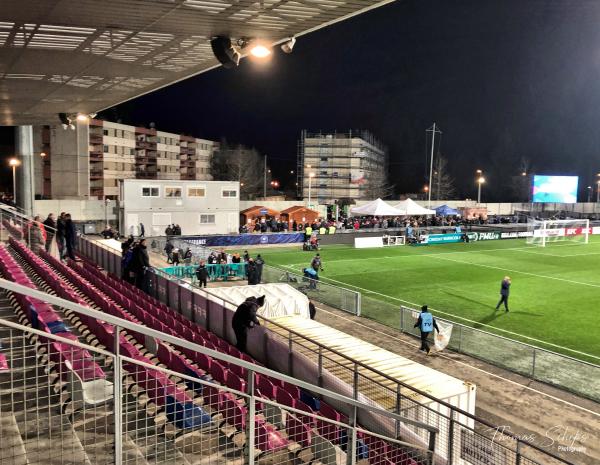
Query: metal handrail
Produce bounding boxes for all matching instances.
[151,265,575,465]
[0,277,436,434]
[80,236,575,465]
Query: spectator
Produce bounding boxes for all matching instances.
[183,247,193,265]
[165,225,173,236]
[311,253,323,273]
[309,300,316,320]
[164,240,174,263]
[243,250,250,262]
[246,258,259,285]
[232,295,264,353]
[131,238,150,291]
[172,248,180,266]
[42,213,56,252]
[139,223,145,237]
[121,238,135,282]
[64,213,77,260]
[56,212,66,259]
[101,225,115,239]
[255,254,264,284]
[195,260,209,288]
[29,218,45,252]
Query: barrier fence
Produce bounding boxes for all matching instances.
[74,238,576,465]
[0,278,436,465]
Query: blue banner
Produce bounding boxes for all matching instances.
[180,233,305,247]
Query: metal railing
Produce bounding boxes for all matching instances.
[2,229,582,465]
[398,305,600,403]
[147,236,362,315]
[0,278,436,465]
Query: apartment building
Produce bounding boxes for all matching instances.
[33,119,217,200]
[297,130,388,204]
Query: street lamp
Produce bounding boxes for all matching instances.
[308,172,315,207]
[587,186,592,203]
[476,175,485,204]
[597,180,600,203]
[8,158,20,204]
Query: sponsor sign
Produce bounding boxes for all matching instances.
[460,429,508,465]
[182,233,304,247]
[426,233,463,244]
[500,231,533,239]
[467,231,501,241]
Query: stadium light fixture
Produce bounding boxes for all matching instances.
[76,114,89,122]
[476,176,485,204]
[8,158,20,204]
[249,44,271,58]
[521,172,527,176]
[281,37,296,54]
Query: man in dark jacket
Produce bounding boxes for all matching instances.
[232,295,265,353]
[42,213,56,252]
[246,258,259,285]
[131,239,151,291]
[195,260,209,287]
[414,305,440,354]
[495,276,511,312]
[164,240,174,263]
[254,254,265,284]
[64,213,77,260]
[56,212,66,259]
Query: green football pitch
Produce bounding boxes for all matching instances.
[247,237,600,363]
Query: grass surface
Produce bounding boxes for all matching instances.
[245,237,600,362]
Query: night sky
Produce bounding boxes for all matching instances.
[2,0,600,201]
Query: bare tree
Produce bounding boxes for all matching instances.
[431,154,455,200]
[363,169,396,199]
[211,139,270,199]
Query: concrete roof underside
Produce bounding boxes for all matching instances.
[0,0,394,126]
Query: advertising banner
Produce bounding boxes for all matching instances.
[182,232,305,247]
[426,233,464,244]
[500,231,533,239]
[466,231,501,241]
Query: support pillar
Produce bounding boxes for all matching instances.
[15,126,35,216]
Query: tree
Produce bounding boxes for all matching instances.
[210,139,270,199]
[431,154,455,200]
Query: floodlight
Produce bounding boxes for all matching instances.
[210,36,241,69]
[250,44,271,58]
[76,114,88,122]
[281,37,296,54]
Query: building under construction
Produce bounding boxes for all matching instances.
[297,130,388,205]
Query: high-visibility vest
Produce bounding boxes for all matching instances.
[328,226,336,234]
[420,312,433,333]
[305,227,313,236]
[319,227,326,235]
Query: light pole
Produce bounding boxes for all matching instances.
[9,158,20,204]
[308,172,315,207]
[587,186,592,203]
[426,123,442,208]
[597,179,600,203]
[476,170,485,204]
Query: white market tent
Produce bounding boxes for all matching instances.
[206,283,311,320]
[350,198,404,216]
[393,199,437,216]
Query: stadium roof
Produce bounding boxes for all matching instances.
[0,0,394,126]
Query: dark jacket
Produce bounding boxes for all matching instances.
[64,219,77,245]
[131,244,150,272]
[246,262,259,285]
[500,279,511,297]
[164,242,174,254]
[232,298,260,330]
[42,217,56,238]
[56,217,66,239]
[195,264,208,281]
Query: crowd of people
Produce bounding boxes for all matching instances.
[15,212,78,260]
[165,224,183,236]
[121,236,151,291]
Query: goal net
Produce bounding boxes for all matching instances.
[527,218,589,247]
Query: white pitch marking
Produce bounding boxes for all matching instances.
[280,264,600,361]
[426,254,600,289]
[314,305,600,418]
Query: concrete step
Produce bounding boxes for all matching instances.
[0,412,29,465]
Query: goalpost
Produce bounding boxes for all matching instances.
[527,218,590,247]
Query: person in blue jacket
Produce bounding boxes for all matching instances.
[495,276,511,312]
[414,305,440,354]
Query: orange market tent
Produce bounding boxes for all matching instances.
[280,206,320,226]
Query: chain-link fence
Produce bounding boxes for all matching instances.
[399,305,600,403]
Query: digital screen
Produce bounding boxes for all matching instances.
[532,175,579,203]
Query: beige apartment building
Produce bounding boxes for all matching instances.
[297,130,388,204]
[33,119,216,200]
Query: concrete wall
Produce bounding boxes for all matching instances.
[121,179,240,236]
[50,123,90,198]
